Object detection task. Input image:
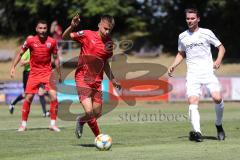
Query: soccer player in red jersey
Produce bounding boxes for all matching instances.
[10,20,62,132]
[62,14,121,138]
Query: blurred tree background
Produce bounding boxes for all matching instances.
[0,0,239,59]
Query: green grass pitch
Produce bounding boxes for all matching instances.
[0,102,240,160]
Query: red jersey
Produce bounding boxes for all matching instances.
[72,30,113,82]
[22,35,57,77]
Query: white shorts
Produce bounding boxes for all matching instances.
[186,74,221,97]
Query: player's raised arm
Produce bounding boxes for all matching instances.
[62,14,81,40]
[168,51,185,77]
[53,54,62,83]
[214,44,226,69]
[10,48,26,78]
[104,61,121,90]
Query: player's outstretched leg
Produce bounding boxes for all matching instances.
[9,94,24,114]
[75,116,85,139]
[75,116,100,138]
[9,102,15,114]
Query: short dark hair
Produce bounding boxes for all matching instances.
[36,20,48,26]
[185,8,200,17]
[100,15,115,27]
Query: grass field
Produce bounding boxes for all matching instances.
[0,102,240,160]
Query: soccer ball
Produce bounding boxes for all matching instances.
[94,134,112,151]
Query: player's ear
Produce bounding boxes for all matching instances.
[197,17,200,23]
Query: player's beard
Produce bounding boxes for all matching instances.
[38,32,47,39]
[99,30,109,39]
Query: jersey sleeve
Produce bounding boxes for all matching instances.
[207,30,221,47]
[21,38,30,52]
[178,36,185,52]
[71,30,87,43]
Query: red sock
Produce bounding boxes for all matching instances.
[22,100,31,121]
[50,100,58,120]
[87,118,100,137]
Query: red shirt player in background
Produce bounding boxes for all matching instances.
[63,14,121,139]
[10,20,62,132]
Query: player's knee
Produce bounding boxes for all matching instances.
[51,96,57,102]
[188,96,199,104]
[25,94,34,102]
[49,94,57,101]
[94,112,102,119]
[85,110,94,118]
[48,90,57,100]
[189,104,198,111]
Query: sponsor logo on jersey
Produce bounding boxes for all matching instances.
[186,42,204,50]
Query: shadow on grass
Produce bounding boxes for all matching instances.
[26,127,65,131]
[202,136,218,140]
[80,144,96,147]
[0,127,65,132]
[72,144,95,148]
[73,142,122,148]
[178,135,218,140]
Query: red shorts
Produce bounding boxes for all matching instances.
[25,73,56,94]
[75,76,102,104]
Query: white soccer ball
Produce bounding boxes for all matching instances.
[94,134,112,151]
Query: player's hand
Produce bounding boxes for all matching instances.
[71,13,80,28]
[10,67,15,79]
[58,76,62,83]
[112,79,121,90]
[20,60,28,67]
[168,65,175,77]
[213,59,221,69]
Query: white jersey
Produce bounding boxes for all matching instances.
[178,28,221,77]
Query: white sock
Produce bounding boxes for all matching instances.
[50,120,56,126]
[21,121,27,127]
[215,100,224,126]
[188,104,201,133]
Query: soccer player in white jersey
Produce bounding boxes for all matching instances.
[168,8,226,142]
